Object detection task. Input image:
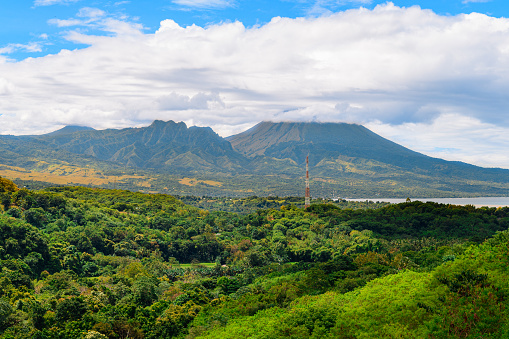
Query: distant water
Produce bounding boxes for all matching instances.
[346,197,509,207]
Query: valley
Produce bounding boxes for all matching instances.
[4,2,508,338]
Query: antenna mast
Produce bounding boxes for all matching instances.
[305,155,310,208]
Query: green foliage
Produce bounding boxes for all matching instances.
[216,276,241,295]
[55,297,87,322]
[176,196,390,214]
[132,275,159,307]
[24,208,48,229]
[0,186,508,338]
[0,177,18,193]
[0,298,13,331]
[308,201,509,239]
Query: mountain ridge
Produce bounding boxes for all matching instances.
[33,120,247,172]
[44,125,96,136]
[229,121,509,182]
[1,119,509,197]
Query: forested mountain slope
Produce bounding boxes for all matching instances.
[13,120,247,173]
[1,176,509,338]
[2,120,509,197]
[229,121,509,183]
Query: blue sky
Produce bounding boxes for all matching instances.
[2,1,506,60]
[1,1,509,169]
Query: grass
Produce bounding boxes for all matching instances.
[0,163,150,187]
[178,177,223,187]
[179,263,216,269]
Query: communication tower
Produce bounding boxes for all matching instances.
[305,155,310,208]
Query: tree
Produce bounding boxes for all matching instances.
[0,298,13,331]
[24,208,48,229]
[0,177,18,193]
[55,297,87,322]
[132,275,159,307]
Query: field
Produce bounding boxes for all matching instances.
[0,163,150,187]
[178,263,216,268]
[178,178,223,187]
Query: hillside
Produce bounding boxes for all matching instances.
[1,120,509,197]
[1,176,509,338]
[0,121,245,173]
[230,121,509,182]
[228,121,412,162]
[35,120,247,173]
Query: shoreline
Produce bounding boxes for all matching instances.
[344,197,509,208]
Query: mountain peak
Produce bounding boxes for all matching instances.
[228,121,370,158]
[44,125,95,136]
[1,120,509,197]
[149,120,187,129]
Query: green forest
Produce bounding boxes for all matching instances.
[1,175,509,338]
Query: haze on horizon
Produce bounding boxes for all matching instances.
[1,0,509,169]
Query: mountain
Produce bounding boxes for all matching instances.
[0,120,247,173]
[1,119,509,197]
[228,121,429,167]
[229,121,509,183]
[44,125,95,136]
[38,120,248,172]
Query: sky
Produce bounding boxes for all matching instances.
[1,1,509,169]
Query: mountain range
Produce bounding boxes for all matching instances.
[1,120,509,198]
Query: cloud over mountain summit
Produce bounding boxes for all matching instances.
[1,3,509,167]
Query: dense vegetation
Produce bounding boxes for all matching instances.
[1,176,509,338]
[176,195,390,214]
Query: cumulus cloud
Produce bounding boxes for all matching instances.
[156,92,225,110]
[0,79,15,96]
[2,3,509,167]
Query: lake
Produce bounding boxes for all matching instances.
[346,197,509,207]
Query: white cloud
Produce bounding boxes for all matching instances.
[172,0,235,9]
[34,0,80,6]
[290,0,372,16]
[48,18,85,27]
[48,7,143,36]
[0,42,43,54]
[157,92,225,110]
[0,79,15,96]
[77,7,106,18]
[2,3,509,168]
[462,0,491,3]
[366,114,509,169]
